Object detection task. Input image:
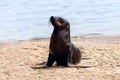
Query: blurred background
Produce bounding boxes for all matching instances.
[0,0,120,41]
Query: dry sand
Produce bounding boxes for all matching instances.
[0,36,120,80]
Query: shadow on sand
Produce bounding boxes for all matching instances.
[31,62,93,69]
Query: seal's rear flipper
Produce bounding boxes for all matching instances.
[70,43,81,64]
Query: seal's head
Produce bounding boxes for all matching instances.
[50,16,70,30]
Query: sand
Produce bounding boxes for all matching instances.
[0,36,120,80]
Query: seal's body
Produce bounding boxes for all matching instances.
[46,16,81,67]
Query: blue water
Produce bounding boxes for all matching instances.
[0,0,120,41]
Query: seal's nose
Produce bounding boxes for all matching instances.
[50,16,54,21]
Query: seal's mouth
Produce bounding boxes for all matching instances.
[50,16,56,27]
[50,16,55,24]
[50,16,54,22]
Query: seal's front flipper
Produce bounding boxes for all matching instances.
[46,53,54,67]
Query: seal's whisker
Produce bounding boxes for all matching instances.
[48,19,52,27]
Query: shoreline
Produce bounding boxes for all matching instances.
[0,35,120,43]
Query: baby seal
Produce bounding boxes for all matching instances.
[46,16,81,67]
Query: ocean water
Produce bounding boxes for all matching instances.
[0,0,120,41]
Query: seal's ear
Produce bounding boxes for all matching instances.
[56,21,63,26]
[56,18,65,26]
[66,22,70,28]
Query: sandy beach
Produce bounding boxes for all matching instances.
[0,36,120,80]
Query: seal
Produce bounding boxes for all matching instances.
[46,16,81,67]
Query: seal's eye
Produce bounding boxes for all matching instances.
[59,18,64,24]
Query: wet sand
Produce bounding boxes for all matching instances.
[0,36,120,80]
